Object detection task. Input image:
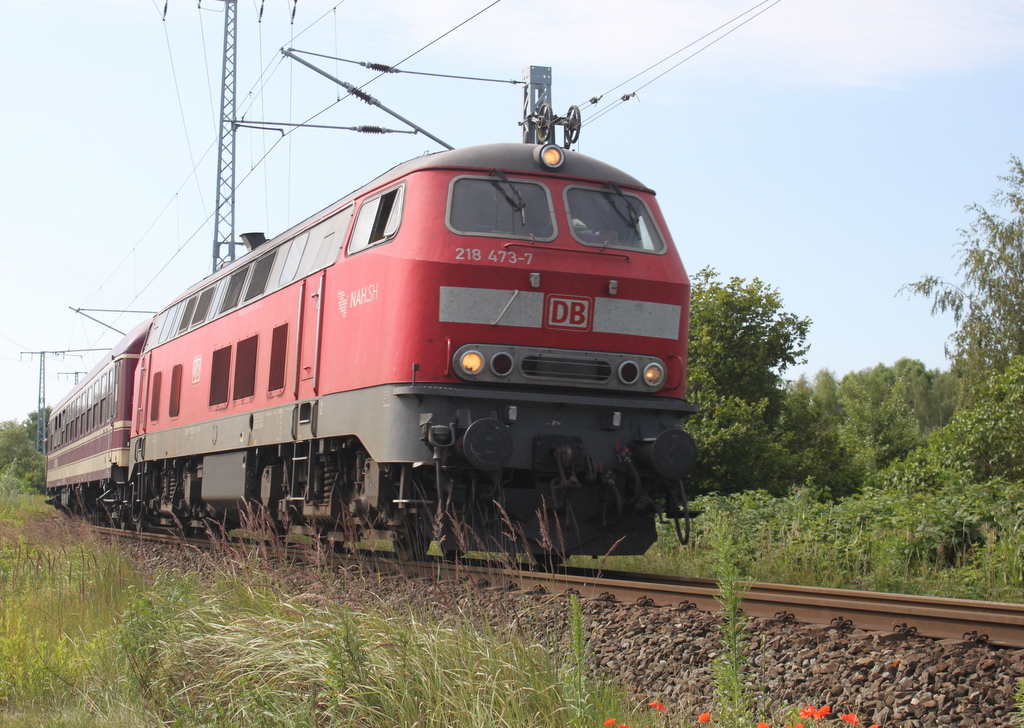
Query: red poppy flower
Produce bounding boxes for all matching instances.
[757,723,771,728]
[815,706,831,718]
[648,701,666,711]
[839,714,859,726]
[799,706,816,719]
[604,719,616,726]
[698,713,711,722]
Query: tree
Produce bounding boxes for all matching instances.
[836,375,920,473]
[926,356,1024,483]
[686,268,811,495]
[903,156,1024,394]
[687,268,811,421]
[0,416,45,493]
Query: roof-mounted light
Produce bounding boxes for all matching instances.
[535,144,565,170]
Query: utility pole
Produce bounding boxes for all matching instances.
[21,349,108,453]
[212,0,238,273]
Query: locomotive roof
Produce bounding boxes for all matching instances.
[270,143,651,251]
[166,143,652,304]
[369,143,649,191]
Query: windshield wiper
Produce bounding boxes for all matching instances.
[489,168,527,226]
[604,180,641,236]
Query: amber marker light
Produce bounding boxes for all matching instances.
[643,362,665,387]
[535,144,565,170]
[459,350,485,375]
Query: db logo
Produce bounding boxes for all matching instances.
[546,295,592,330]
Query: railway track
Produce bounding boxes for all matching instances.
[94,525,1024,649]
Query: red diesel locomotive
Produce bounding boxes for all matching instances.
[47,142,697,560]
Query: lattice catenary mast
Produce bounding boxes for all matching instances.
[212,0,238,273]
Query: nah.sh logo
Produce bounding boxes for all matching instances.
[546,295,591,330]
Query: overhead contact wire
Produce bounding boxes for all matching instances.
[580,0,783,127]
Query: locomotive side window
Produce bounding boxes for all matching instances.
[149,371,162,423]
[349,185,404,255]
[168,364,182,418]
[268,323,288,393]
[243,252,277,302]
[279,232,309,285]
[177,296,198,334]
[564,186,665,253]
[158,302,181,344]
[316,205,354,267]
[447,177,556,240]
[233,335,259,401]
[219,266,251,314]
[209,345,232,407]
[189,285,217,328]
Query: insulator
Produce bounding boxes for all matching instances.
[365,62,396,73]
[351,87,373,104]
[357,126,386,134]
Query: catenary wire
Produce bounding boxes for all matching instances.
[86,0,501,328]
[292,49,524,85]
[577,0,777,112]
[583,0,783,127]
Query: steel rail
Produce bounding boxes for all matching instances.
[90,526,1024,648]
[400,562,1024,649]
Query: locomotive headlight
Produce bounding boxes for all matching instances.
[617,360,639,385]
[459,350,485,376]
[643,362,665,387]
[534,143,565,170]
[490,351,514,376]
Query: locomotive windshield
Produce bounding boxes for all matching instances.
[565,186,665,252]
[447,176,556,240]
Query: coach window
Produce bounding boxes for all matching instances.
[564,186,665,253]
[219,266,251,314]
[447,176,556,240]
[149,372,162,423]
[111,367,119,420]
[168,364,183,418]
[349,185,404,255]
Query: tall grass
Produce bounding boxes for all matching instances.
[584,481,1024,603]
[0,493,638,727]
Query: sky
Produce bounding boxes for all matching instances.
[1,0,1022,424]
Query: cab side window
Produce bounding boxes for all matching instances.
[349,185,404,255]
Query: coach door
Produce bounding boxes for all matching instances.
[295,270,326,400]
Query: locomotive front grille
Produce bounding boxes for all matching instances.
[520,355,612,383]
[450,343,667,392]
